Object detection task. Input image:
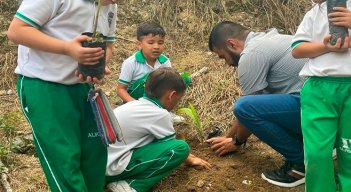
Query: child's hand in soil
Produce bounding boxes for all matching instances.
[64,35,105,65]
[329,7,351,28]
[185,154,211,170]
[206,137,241,156]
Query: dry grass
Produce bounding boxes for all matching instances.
[0,0,312,191]
[0,53,17,91]
[260,0,311,34]
[175,51,241,134]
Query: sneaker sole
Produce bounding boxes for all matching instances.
[261,173,305,188]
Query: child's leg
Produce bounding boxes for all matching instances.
[106,139,190,192]
[301,77,338,192]
[336,83,351,191]
[17,76,106,192]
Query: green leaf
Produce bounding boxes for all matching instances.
[177,103,204,142]
[177,108,195,121]
[188,103,202,129]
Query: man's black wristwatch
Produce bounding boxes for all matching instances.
[232,135,247,146]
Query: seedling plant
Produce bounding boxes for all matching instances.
[177,103,205,142]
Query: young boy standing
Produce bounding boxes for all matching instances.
[106,68,211,192]
[292,1,351,191]
[7,0,118,191]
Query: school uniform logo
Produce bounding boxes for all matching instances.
[108,12,114,28]
[88,132,100,138]
[340,137,351,153]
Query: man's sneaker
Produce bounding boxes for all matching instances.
[261,161,305,187]
[106,180,136,192]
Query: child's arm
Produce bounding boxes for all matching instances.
[292,35,350,58]
[329,7,351,28]
[185,153,211,170]
[117,84,135,102]
[7,18,104,65]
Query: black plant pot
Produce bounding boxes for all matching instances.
[78,32,107,80]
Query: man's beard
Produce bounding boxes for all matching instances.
[229,52,240,67]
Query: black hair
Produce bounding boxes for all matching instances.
[208,21,250,51]
[136,21,166,41]
[145,68,186,99]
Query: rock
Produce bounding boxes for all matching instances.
[224,179,236,190]
[24,134,34,141]
[10,136,34,154]
[242,180,252,185]
[229,163,240,169]
[186,186,196,191]
[6,90,14,95]
[197,180,205,188]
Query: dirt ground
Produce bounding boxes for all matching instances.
[0,0,310,191]
[154,137,305,192]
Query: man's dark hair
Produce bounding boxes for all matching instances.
[137,21,166,41]
[208,21,250,51]
[145,68,186,99]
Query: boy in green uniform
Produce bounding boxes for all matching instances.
[117,21,189,122]
[107,68,211,192]
[292,1,351,191]
[117,21,190,102]
[7,0,118,191]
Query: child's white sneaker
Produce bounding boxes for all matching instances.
[170,112,185,123]
[106,180,136,192]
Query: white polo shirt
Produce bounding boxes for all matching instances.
[118,50,172,87]
[292,1,351,78]
[15,0,117,84]
[106,97,175,176]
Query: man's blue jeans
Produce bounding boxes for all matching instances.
[233,94,303,163]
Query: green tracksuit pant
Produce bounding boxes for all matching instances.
[106,139,190,192]
[301,77,351,192]
[17,76,107,192]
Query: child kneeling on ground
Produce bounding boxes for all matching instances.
[106,68,211,192]
[116,21,189,123]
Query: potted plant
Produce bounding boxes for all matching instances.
[78,0,107,80]
[327,0,349,46]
